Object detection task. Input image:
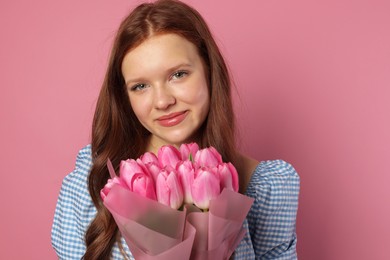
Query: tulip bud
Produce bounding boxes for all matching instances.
[180,142,199,161]
[131,172,157,200]
[192,167,221,210]
[143,161,161,182]
[157,145,181,169]
[218,163,239,192]
[119,159,143,188]
[194,146,223,167]
[100,176,124,200]
[177,160,196,204]
[156,169,184,209]
[119,159,156,200]
[140,152,159,165]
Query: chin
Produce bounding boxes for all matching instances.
[162,134,195,146]
[154,126,200,146]
[166,138,190,146]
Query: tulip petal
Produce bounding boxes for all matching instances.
[100,177,126,200]
[156,170,183,209]
[228,162,239,192]
[144,162,161,182]
[158,145,181,169]
[120,159,143,189]
[219,163,239,192]
[166,172,184,209]
[140,152,159,165]
[131,173,157,200]
[156,171,170,206]
[119,159,157,200]
[177,160,195,204]
[192,168,221,210]
[194,147,223,167]
[180,142,199,161]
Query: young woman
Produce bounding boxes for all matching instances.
[51,0,300,259]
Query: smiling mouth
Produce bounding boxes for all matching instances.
[157,111,188,127]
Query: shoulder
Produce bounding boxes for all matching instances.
[236,152,300,198]
[54,144,94,211]
[236,155,299,193]
[246,159,300,200]
[73,144,93,177]
[245,159,300,219]
[59,145,93,200]
[62,145,92,186]
[250,159,299,186]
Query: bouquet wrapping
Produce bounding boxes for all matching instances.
[101,143,254,259]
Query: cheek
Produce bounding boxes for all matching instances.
[129,96,150,122]
[181,77,210,105]
[187,86,210,122]
[200,94,210,117]
[196,84,210,112]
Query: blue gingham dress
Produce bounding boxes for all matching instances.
[51,145,300,259]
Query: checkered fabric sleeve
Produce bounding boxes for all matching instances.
[51,145,133,260]
[237,160,300,259]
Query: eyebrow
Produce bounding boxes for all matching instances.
[124,62,193,87]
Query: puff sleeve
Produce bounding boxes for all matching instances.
[245,160,300,259]
[51,146,95,259]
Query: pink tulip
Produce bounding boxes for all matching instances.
[100,176,125,200]
[136,157,161,182]
[140,152,159,165]
[119,159,156,200]
[157,145,181,169]
[142,161,161,182]
[176,160,196,204]
[217,162,239,192]
[119,159,143,186]
[179,142,199,161]
[192,167,221,210]
[156,169,184,209]
[194,146,223,167]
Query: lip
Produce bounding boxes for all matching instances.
[157,111,188,127]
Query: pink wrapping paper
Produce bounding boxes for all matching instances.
[104,184,254,260]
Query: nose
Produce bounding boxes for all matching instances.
[154,85,176,110]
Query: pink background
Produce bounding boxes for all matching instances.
[1,0,389,259]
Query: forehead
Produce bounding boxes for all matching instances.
[121,33,201,72]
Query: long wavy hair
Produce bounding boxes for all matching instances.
[84,0,236,259]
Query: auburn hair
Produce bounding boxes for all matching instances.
[84,0,236,259]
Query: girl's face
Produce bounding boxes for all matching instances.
[122,33,210,152]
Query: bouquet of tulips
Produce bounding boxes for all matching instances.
[101,143,254,260]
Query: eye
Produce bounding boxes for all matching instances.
[130,83,148,92]
[171,71,188,80]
